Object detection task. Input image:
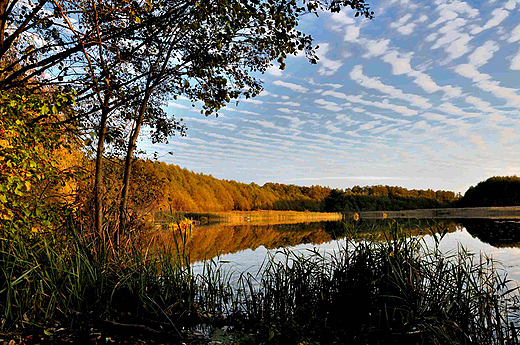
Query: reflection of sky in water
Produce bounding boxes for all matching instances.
[193,226,520,291]
[432,229,520,287]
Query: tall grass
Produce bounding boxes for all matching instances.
[1,219,519,344]
[229,221,520,344]
[154,210,343,225]
[0,220,231,341]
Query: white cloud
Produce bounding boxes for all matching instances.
[275,101,301,107]
[499,127,519,143]
[266,65,283,77]
[390,13,412,28]
[426,33,438,42]
[258,90,278,98]
[446,34,472,60]
[398,23,416,35]
[336,114,360,126]
[314,99,343,112]
[510,48,520,70]
[390,13,416,35]
[417,14,428,23]
[468,40,499,67]
[359,120,381,130]
[330,9,356,26]
[361,38,391,58]
[435,1,479,21]
[428,9,458,28]
[277,108,296,114]
[437,102,479,118]
[344,130,362,138]
[350,65,432,109]
[279,116,306,129]
[243,119,277,130]
[382,51,413,75]
[345,95,418,116]
[223,107,260,116]
[421,112,448,122]
[408,70,462,98]
[477,79,520,107]
[454,64,488,82]
[322,90,349,100]
[316,43,343,76]
[431,18,473,60]
[508,24,520,42]
[344,26,360,42]
[168,102,190,109]
[185,117,238,131]
[471,8,509,34]
[322,83,344,89]
[325,120,342,133]
[506,0,520,9]
[241,98,264,105]
[272,80,309,93]
[454,39,520,107]
[465,96,494,113]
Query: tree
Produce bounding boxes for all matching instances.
[105,0,374,234]
[0,89,78,233]
[2,0,374,239]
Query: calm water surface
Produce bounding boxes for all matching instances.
[186,219,520,287]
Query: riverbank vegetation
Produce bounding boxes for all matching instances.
[2,221,519,344]
[155,210,342,225]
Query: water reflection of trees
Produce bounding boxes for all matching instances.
[147,222,334,263]
[460,219,520,248]
[146,220,467,263]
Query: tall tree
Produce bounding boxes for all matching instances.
[2,0,373,238]
[113,0,374,231]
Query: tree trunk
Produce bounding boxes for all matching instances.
[0,0,9,47]
[94,94,110,238]
[117,90,152,241]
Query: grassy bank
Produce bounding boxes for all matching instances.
[155,210,343,226]
[1,221,519,344]
[350,206,520,220]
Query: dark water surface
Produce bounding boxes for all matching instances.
[183,219,520,287]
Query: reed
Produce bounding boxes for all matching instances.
[228,221,520,344]
[1,219,519,344]
[0,220,231,341]
[154,210,343,226]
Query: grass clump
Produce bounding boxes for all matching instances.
[229,221,520,344]
[0,220,232,342]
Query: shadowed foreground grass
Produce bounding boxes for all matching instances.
[1,220,519,344]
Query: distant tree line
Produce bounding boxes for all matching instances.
[321,187,459,213]
[114,159,460,214]
[458,176,520,207]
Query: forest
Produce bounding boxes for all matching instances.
[103,158,461,215]
[458,175,520,207]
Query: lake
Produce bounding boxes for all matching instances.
[155,218,520,287]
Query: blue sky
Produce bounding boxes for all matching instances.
[141,0,520,194]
